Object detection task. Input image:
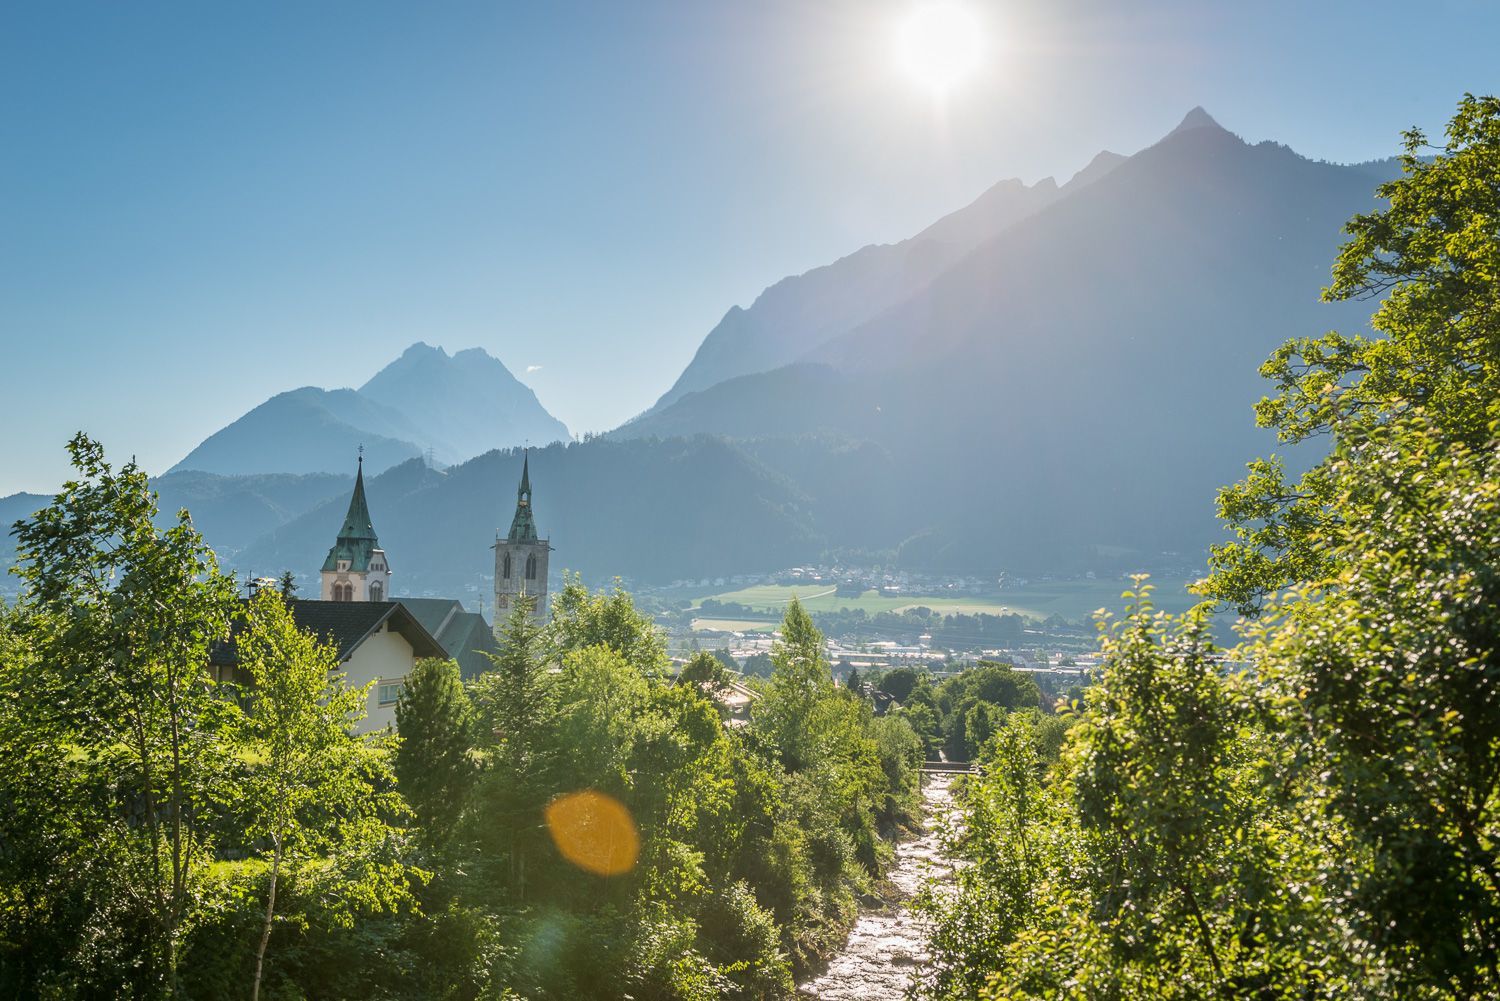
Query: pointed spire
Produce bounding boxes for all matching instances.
[321,453,382,571]
[507,450,539,543]
[338,454,377,541]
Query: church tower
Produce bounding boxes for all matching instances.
[320,455,392,602]
[493,451,550,627]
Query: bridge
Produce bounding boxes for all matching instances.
[917,760,979,782]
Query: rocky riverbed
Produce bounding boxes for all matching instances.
[798,775,959,1000]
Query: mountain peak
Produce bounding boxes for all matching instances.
[400,341,447,361]
[1064,150,1127,191]
[1167,106,1224,137]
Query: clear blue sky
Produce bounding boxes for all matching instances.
[2,0,1496,495]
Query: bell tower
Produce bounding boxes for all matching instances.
[320,453,392,602]
[493,450,551,627]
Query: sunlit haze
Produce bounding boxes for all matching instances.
[895,3,987,97]
[2,1,1499,495]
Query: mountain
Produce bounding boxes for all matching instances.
[618,109,1407,571]
[0,471,349,595]
[229,439,823,592]
[360,342,571,460]
[169,387,427,476]
[151,470,351,556]
[11,110,1413,588]
[641,153,1125,415]
[169,344,570,477]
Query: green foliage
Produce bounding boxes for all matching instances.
[2,434,241,996]
[1252,425,1500,994]
[878,666,921,702]
[552,571,670,676]
[237,588,415,1001]
[1203,94,1500,612]
[467,593,561,902]
[937,662,1043,761]
[917,591,1351,1000]
[0,439,431,1000]
[394,581,922,997]
[921,97,1500,1001]
[679,649,729,690]
[395,657,477,845]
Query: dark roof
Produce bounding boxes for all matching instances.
[210,599,447,667]
[397,598,500,679]
[322,457,385,573]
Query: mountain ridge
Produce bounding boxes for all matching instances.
[169,343,570,478]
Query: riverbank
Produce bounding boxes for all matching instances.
[797,775,959,1000]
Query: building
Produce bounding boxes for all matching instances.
[399,597,501,680]
[215,454,510,732]
[493,451,551,627]
[319,455,392,602]
[211,598,449,732]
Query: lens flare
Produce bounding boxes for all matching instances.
[544,790,640,877]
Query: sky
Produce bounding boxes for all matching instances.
[2,0,1498,495]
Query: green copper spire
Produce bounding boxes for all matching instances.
[321,455,383,571]
[507,451,539,543]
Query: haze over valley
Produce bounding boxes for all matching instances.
[4,108,1399,596]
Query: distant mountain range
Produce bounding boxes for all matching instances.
[4,109,1407,593]
[616,108,1402,571]
[643,147,1126,414]
[169,343,570,477]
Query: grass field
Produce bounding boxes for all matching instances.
[693,577,1201,623]
[690,618,777,633]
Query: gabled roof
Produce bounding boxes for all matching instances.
[210,599,446,667]
[322,457,386,573]
[397,597,500,679]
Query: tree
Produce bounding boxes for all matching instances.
[236,588,409,1001]
[7,434,240,994]
[752,598,832,772]
[878,666,919,702]
[916,589,1346,1000]
[552,572,670,676]
[395,657,477,846]
[1254,425,1500,994]
[278,570,298,598]
[1202,94,1500,612]
[469,593,559,900]
[679,649,728,691]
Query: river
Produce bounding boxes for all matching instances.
[798,774,959,1000]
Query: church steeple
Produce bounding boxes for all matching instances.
[336,455,378,543]
[507,450,539,543]
[494,449,550,626]
[321,452,392,602]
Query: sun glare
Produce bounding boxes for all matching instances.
[896,2,985,97]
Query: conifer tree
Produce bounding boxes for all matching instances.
[395,657,476,845]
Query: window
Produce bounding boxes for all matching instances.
[369,581,383,602]
[377,681,404,706]
[525,553,537,580]
[502,553,511,579]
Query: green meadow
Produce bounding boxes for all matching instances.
[689,576,1203,626]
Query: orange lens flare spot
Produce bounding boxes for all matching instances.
[544,790,639,877]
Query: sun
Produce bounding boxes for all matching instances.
[895,2,985,97]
